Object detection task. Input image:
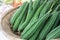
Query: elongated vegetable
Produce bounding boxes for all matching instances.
[46,25,60,40]
[51,4,60,29]
[37,4,60,40]
[53,4,60,11]
[18,0,41,31]
[37,11,59,40]
[49,0,58,10]
[52,0,60,11]
[33,0,41,10]
[33,1,37,9]
[18,0,32,31]
[21,10,51,39]
[28,10,51,40]
[51,14,60,29]
[40,0,45,5]
[12,2,28,32]
[28,28,40,40]
[49,4,60,29]
[18,11,27,27]
[10,2,27,25]
[21,0,47,36]
[39,0,56,18]
[28,2,58,39]
[28,21,46,40]
[28,0,33,12]
[24,0,57,32]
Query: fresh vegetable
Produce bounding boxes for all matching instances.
[12,2,28,32]
[10,2,27,25]
[37,11,59,40]
[46,25,60,40]
[18,0,33,31]
[21,0,47,37]
[51,14,60,29]
[39,0,56,18]
[21,10,51,39]
[10,0,60,40]
[18,11,27,28]
[18,0,41,31]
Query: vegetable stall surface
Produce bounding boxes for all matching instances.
[10,0,60,40]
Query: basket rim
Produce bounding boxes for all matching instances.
[0,7,23,40]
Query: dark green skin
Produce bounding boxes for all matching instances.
[53,0,60,11]
[51,13,60,30]
[18,0,42,31]
[12,2,28,32]
[46,25,60,40]
[37,11,59,40]
[18,0,33,31]
[21,10,51,39]
[18,10,27,30]
[21,0,47,38]
[22,0,47,40]
[10,2,27,25]
[39,0,58,18]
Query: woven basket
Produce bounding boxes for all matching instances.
[1,7,23,40]
[1,7,60,40]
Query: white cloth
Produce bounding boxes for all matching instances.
[0,31,9,40]
[0,3,13,40]
[0,3,13,14]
